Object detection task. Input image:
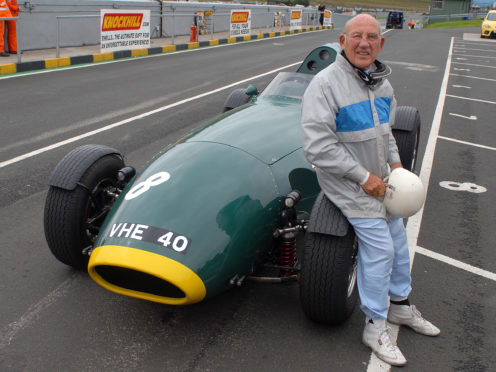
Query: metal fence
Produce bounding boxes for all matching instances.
[16,1,327,51]
[422,12,487,25]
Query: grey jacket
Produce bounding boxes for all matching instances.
[301,53,401,219]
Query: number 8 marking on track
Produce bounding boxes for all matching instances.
[125,172,171,200]
[439,181,487,194]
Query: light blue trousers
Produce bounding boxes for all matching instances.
[347,217,412,320]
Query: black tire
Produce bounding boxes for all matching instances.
[392,106,421,172]
[44,154,124,269]
[222,88,251,112]
[299,228,358,325]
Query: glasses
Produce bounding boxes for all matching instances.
[347,32,381,43]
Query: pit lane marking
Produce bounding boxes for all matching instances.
[0,61,302,169]
[415,246,496,282]
[368,37,455,372]
[449,113,476,120]
[446,94,496,105]
[0,273,80,350]
[450,73,496,82]
[371,37,495,371]
[452,62,496,69]
[453,54,496,59]
[382,60,439,72]
[438,136,496,151]
[452,47,496,52]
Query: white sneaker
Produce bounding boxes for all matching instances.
[362,319,407,366]
[388,304,441,336]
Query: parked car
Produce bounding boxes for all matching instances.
[481,10,496,39]
[44,43,421,325]
[386,11,404,29]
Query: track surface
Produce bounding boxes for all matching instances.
[1,28,495,371]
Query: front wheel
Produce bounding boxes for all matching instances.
[299,228,358,325]
[44,153,124,269]
[222,88,251,112]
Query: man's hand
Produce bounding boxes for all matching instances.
[361,173,386,197]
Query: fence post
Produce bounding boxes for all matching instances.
[56,16,60,58]
[16,17,20,63]
[210,6,215,40]
[171,6,175,45]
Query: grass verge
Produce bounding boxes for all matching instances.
[424,20,482,29]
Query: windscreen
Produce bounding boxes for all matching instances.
[260,72,314,99]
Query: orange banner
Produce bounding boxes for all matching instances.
[231,11,249,23]
[102,14,143,31]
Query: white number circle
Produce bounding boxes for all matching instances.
[439,181,487,194]
[125,172,171,200]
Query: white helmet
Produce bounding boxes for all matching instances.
[384,168,425,218]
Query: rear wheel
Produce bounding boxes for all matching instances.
[44,154,124,269]
[299,228,358,325]
[392,106,421,172]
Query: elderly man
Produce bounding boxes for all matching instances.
[301,14,440,366]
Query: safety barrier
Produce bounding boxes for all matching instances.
[17,1,323,51]
[52,8,325,59]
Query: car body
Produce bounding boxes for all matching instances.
[44,44,420,324]
[386,11,404,29]
[481,10,496,39]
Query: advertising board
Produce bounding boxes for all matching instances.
[230,10,251,37]
[100,9,150,53]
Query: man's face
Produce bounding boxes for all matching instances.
[339,16,384,70]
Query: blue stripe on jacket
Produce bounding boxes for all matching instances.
[336,97,391,132]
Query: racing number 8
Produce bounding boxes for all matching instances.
[125,172,171,200]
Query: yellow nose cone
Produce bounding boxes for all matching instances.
[88,245,206,305]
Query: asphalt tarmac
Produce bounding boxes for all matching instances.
[0,27,495,371]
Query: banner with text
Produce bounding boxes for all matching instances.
[290,9,302,31]
[230,10,251,37]
[100,9,150,53]
[323,10,332,27]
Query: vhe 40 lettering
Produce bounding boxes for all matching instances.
[108,222,191,253]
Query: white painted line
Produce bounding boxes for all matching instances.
[0,273,78,350]
[366,36,455,372]
[451,85,471,89]
[438,136,496,151]
[415,246,496,282]
[407,37,454,267]
[0,31,315,80]
[452,62,496,69]
[446,94,496,105]
[453,47,496,52]
[448,113,477,120]
[450,73,496,82]
[453,67,470,71]
[382,60,439,71]
[452,54,496,59]
[0,61,302,169]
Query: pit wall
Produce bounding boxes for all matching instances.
[17,0,352,51]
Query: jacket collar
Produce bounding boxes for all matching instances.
[339,51,391,86]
